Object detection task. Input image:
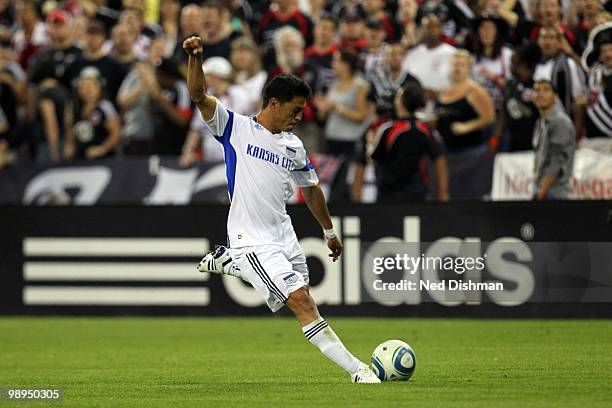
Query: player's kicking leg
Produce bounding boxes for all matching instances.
[198,245,379,383]
[286,287,381,383]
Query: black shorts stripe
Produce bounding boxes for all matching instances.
[303,320,327,338]
[251,253,288,302]
[246,253,284,301]
[305,322,329,340]
[246,253,287,302]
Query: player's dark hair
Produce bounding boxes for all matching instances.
[262,74,312,107]
[400,82,425,113]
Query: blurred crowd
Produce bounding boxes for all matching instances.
[0,0,611,200]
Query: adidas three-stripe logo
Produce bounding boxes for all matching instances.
[246,253,287,303]
[304,320,328,340]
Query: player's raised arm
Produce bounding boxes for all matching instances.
[183,36,217,121]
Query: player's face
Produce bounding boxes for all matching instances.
[273,96,306,131]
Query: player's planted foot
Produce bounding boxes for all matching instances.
[351,362,382,383]
[197,246,240,277]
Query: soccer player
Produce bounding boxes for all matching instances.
[183,36,380,384]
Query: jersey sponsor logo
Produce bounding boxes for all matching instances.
[246,144,295,170]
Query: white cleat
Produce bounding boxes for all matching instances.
[351,362,382,383]
[197,246,232,274]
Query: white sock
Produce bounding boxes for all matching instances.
[302,317,361,374]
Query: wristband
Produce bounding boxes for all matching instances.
[324,228,336,239]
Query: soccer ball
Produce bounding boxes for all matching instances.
[371,339,416,381]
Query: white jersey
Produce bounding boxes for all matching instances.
[204,99,319,248]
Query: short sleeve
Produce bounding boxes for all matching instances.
[202,97,231,137]
[290,142,319,187]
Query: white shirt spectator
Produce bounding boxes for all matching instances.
[402,42,456,92]
[234,70,267,117]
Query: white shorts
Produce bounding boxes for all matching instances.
[230,239,309,312]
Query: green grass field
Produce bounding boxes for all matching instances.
[0,317,611,407]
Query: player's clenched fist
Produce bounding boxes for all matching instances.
[183,36,203,57]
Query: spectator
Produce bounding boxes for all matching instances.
[469,15,513,114]
[302,0,327,23]
[433,50,495,153]
[116,36,168,155]
[329,0,365,23]
[501,0,581,56]
[269,25,318,91]
[109,23,138,70]
[231,37,267,116]
[368,41,421,119]
[535,26,587,135]
[159,0,181,56]
[28,9,83,163]
[361,0,401,42]
[402,14,456,102]
[28,9,83,90]
[371,82,449,202]
[149,58,192,155]
[424,0,476,44]
[269,25,319,150]
[582,22,612,138]
[69,20,128,103]
[314,49,371,156]
[199,0,242,61]
[258,0,313,71]
[304,14,338,94]
[337,9,368,53]
[492,43,542,151]
[65,67,121,160]
[81,0,120,34]
[396,0,418,48]
[12,0,49,70]
[363,19,387,78]
[532,79,576,199]
[202,56,251,115]
[0,0,14,43]
[0,41,27,148]
[574,0,605,52]
[180,56,251,166]
[227,0,259,37]
[118,7,162,61]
